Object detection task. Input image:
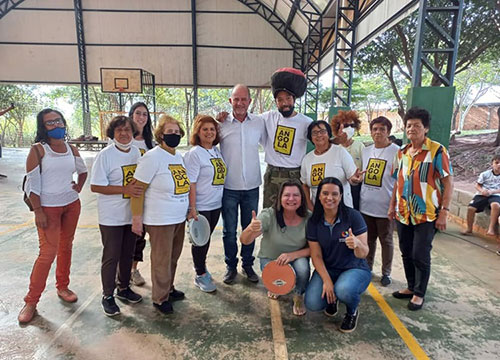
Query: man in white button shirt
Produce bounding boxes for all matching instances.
[219,84,266,284]
[261,68,313,208]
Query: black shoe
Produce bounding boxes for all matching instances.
[408,298,425,311]
[102,296,120,317]
[153,300,173,314]
[242,266,259,283]
[223,268,238,285]
[392,290,413,299]
[116,287,143,304]
[380,275,392,287]
[339,310,359,333]
[324,301,338,317]
[169,287,185,301]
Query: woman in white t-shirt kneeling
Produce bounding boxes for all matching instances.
[184,115,227,293]
[91,116,144,317]
[131,115,190,315]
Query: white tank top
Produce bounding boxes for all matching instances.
[40,142,79,207]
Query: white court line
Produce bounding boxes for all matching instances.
[33,287,101,360]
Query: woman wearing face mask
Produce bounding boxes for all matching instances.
[184,115,226,293]
[131,114,189,315]
[240,179,311,316]
[18,109,88,324]
[331,111,365,210]
[91,116,145,317]
[301,121,362,210]
[128,102,154,287]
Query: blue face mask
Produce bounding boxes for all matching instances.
[47,127,66,139]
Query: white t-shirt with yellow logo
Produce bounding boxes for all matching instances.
[300,144,357,207]
[262,111,312,168]
[134,146,190,225]
[184,145,226,211]
[91,143,141,226]
[360,143,399,218]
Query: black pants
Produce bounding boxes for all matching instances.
[133,226,147,262]
[192,208,221,276]
[99,224,136,296]
[351,184,361,210]
[396,221,436,298]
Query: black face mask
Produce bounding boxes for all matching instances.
[278,105,294,118]
[163,133,181,148]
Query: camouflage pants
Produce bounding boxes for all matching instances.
[263,165,301,208]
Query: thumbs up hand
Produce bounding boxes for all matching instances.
[249,210,262,232]
[345,228,358,250]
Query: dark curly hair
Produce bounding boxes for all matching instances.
[106,115,136,139]
[35,108,68,144]
[403,107,431,128]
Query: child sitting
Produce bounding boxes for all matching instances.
[462,154,500,237]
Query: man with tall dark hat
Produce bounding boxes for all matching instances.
[261,68,313,208]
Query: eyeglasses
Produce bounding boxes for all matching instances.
[44,119,64,126]
[311,129,328,136]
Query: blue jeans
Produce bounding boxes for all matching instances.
[260,257,310,295]
[222,188,259,269]
[305,268,371,315]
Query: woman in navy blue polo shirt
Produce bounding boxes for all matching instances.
[304,177,371,333]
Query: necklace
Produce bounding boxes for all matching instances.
[373,144,390,158]
[204,146,219,158]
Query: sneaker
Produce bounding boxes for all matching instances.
[496,250,500,256]
[339,310,359,333]
[169,287,185,301]
[18,303,37,324]
[116,287,142,304]
[57,288,78,303]
[223,268,238,285]
[131,269,146,286]
[195,273,217,293]
[380,275,392,287]
[153,300,173,314]
[324,301,338,317]
[102,296,120,317]
[242,266,259,283]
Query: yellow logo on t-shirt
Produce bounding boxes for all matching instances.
[310,163,325,186]
[139,148,146,156]
[121,164,138,199]
[364,158,387,187]
[210,158,227,186]
[273,125,296,155]
[168,164,190,194]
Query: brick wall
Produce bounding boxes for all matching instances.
[462,105,499,131]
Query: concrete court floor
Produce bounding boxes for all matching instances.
[1,147,500,360]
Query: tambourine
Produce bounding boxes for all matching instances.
[262,260,296,295]
[187,214,210,247]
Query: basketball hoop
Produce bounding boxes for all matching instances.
[118,87,125,93]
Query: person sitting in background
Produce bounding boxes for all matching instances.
[330,110,365,210]
[91,116,144,317]
[462,154,500,237]
[241,179,310,316]
[360,117,399,286]
[304,177,370,333]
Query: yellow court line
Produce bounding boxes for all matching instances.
[367,283,429,360]
[0,220,33,236]
[269,299,289,360]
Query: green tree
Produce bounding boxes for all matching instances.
[351,74,395,122]
[356,0,500,119]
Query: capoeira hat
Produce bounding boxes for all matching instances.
[271,67,307,98]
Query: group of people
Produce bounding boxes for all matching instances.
[18,68,455,334]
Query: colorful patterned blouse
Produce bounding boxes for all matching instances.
[393,137,453,225]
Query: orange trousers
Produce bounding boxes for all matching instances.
[24,199,81,305]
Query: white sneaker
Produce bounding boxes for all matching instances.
[131,269,146,286]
